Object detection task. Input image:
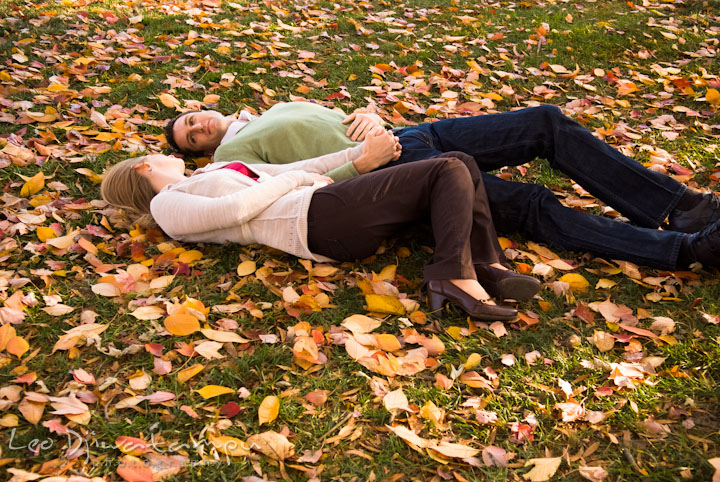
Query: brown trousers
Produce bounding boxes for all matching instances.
[306,152,504,280]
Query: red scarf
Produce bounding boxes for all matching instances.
[222,162,259,180]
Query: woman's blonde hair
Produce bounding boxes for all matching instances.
[100,156,158,229]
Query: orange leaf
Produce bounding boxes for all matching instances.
[0,324,17,351]
[375,334,402,352]
[177,364,204,383]
[116,436,153,456]
[164,313,201,336]
[258,395,279,425]
[117,455,153,482]
[6,336,29,358]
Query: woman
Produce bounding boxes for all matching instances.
[101,130,530,321]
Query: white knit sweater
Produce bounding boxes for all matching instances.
[150,145,365,261]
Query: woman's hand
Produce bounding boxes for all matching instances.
[353,129,402,174]
[303,172,334,185]
[342,112,383,141]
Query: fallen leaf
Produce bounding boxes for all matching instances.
[258,395,280,425]
[164,313,201,336]
[194,385,235,399]
[523,457,562,481]
[246,430,295,460]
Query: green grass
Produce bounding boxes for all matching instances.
[0,0,719,480]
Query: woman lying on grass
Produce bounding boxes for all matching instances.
[101,129,542,321]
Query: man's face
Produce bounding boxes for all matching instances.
[172,110,228,154]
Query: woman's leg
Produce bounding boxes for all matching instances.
[307,157,517,320]
[307,157,489,280]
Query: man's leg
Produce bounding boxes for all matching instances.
[394,105,686,228]
[382,138,686,269]
[482,174,686,270]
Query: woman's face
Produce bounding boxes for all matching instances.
[142,154,186,176]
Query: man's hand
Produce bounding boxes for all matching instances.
[342,112,384,141]
[352,129,402,174]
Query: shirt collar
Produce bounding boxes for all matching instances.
[220,111,256,145]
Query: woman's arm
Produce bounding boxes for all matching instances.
[253,131,400,178]
[150,170,321,238]
[250,145,365,177]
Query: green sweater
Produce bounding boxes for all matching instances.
[213,102,361,181]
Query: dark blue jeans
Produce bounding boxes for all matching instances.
[387,105,687,269]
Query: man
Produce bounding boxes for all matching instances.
[164,101,720,287]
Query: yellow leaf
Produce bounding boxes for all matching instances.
[498,237,513,250]
[178,249,202,264]
[558,273,590,293]
[203,94,221,103]
[209,435,250,456]
[236,260,257,276]
[446,326,463,340]
[258,395,280,425]
[0,413,19,427]
[36,226,57,242]
[464,353,482,370]
[595,278,617,289]
[365,294,405,315]
[6,336,29,358]
[706,88,720,107]
[194,385,235,399]
[20,171,44,197]
[164,313,201,336]
[177,364,205,383]
[375,334,402,352]
[377,264,397,281]
[159,93,180,108]
[75,168,103,184]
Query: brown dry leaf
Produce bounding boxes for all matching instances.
[591,331,615,352]
[523,457,562,481]
[258,395,280,425]
[579,465,609,481]
[52,323,107,352]
[18,397,45,425]
[200,329,251,343]
[342,314,382,334]
[383,388,410,412]
[246,430,295,460]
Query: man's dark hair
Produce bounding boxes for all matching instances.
[164,112,202,156]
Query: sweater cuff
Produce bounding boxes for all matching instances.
[326,162,359,182]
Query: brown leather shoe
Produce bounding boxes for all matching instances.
[426,279,517,321]
[474,264,541,301]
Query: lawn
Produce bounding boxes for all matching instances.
[0,0,719,481]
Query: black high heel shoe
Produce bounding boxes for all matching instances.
[426,279,517,321]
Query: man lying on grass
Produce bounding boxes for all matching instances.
[163,101,720,278]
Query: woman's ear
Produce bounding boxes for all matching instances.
[132,161,151,174]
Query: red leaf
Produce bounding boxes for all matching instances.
[219,401,241,418]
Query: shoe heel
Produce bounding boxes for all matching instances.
[427,291,447,315]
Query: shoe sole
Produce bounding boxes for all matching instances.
[495,278,542,301]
